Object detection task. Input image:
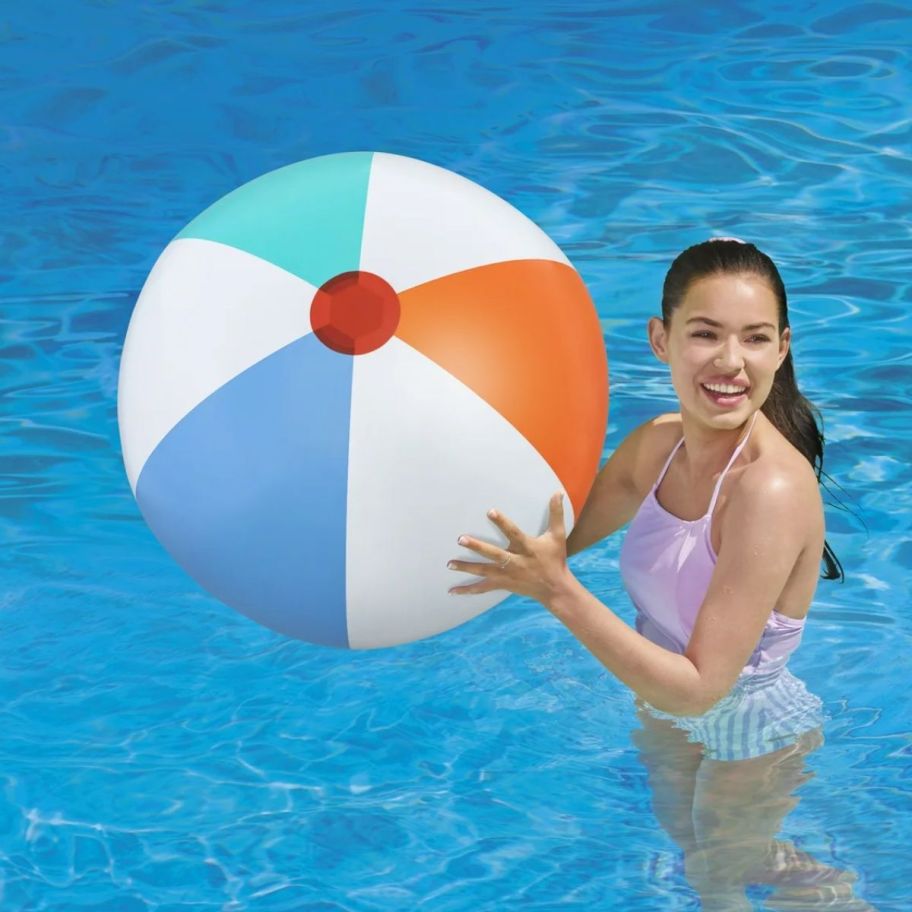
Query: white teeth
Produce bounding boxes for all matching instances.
[703,383,747,395]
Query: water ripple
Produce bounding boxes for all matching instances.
[3,1,910,909]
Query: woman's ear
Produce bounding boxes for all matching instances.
[647,316,670,363]
[777,326,791,370]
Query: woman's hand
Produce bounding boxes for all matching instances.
[447,492,575,605]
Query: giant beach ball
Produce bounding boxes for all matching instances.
[118,152,608,649]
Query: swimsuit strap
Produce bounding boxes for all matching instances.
[652,434,686,491]
[652,410,760,510]
[706,410,759,515]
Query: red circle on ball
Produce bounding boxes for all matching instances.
[310,271,401,356]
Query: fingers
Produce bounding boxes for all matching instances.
[447,560,497,595]
[455,534,508,564]
[449,580,490,595]
[448,538,511,596]
[489,494,565,542]
[486,508,529,550]
[448,494,566,596]
[450,585,488,595]
[447,558,495,575]
[550,491,566,537]
[447,526,512,597]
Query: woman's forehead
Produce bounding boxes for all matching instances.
[679,273,778,316]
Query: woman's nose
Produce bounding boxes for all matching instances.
[713,339,744,369]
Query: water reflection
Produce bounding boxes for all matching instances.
[631,673,876,911]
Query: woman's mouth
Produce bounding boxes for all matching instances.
[701,383,749,407]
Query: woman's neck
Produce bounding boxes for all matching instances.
[677,410,758,481]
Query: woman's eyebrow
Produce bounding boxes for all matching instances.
[685,316,776,331]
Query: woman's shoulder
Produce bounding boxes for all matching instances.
[742,446,822,530]
[625,412,683,497]
[743,415,820,494]
[727,416,824,545]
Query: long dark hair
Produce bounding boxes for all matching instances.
[661,239,844,582]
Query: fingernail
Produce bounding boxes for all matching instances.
[447,561,456,570]
[458,536,467,545]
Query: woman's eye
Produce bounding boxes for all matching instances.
[690,332,770,342]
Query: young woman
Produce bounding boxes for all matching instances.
[447,239,872,910]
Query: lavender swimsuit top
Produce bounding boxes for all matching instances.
[618,411,806,681]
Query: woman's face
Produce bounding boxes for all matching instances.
[648,272,791,427]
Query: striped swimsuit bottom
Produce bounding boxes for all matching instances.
[635,665,826,762]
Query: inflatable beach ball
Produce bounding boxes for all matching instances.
[118,152,608,649]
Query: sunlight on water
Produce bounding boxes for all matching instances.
[2,1,910,910]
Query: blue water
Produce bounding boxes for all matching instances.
[2,1,911,910]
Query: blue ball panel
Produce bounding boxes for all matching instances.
[135,335,353,646]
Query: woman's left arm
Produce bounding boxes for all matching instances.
[547,468,810,715]
[448,472,811,717]
[544,575,706,715]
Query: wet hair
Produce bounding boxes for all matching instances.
[661,239,844,582]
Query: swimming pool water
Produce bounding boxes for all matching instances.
[2,1,911,909]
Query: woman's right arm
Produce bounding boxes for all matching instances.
[566,417,656,557]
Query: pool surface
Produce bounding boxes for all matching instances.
[2,1,910,909]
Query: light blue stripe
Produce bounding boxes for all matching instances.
[738,699,754,760]
[136,334,353,647]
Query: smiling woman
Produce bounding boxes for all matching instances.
[549,239,864,909]
[552,239,844,712]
